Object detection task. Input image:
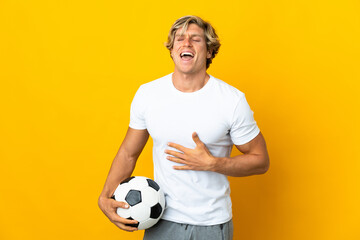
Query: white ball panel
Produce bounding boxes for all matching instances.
[159,188,166,208]
[128,176,149,189]
[138,218,160,230]
[140,187,159,207]
[113,183,131,202]
[116,207,131,219]
[131,203,151,222]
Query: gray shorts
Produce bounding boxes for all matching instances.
[143,219,233,240]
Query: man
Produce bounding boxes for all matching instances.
[98,15,269,240]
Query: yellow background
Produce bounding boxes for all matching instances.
[1,0,359,239]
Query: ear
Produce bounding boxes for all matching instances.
[207,49,213,59]
[170,48,174,59]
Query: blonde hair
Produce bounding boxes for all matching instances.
[165,15,221,69]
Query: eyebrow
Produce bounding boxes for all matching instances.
[175,33,203,38]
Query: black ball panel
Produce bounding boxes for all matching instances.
[125,190,142,206]
[147,179,160,191]
[121,176,135,184]
[126,217,139,228]
[150,203,163,219]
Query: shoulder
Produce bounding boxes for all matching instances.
[210,75,245,101]
[137,73,171,94]
[131,73,171,103]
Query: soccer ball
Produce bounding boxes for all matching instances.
[112,176,166,230]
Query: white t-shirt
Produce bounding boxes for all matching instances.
[129,72,260,225]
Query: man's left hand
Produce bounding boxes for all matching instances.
[165,132,216,171]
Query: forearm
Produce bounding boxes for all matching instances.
[99,128,149,200]
[98,151,140,232]
[213,153,269,177]
[99,152,137,199]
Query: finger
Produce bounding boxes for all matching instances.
[110,212,138,225]
[109,201,138,226]
[165,150,185,159]
[192,132,203,146]
[167,142,188,153]
[173,165,192,170]
[166,155,186,164]
[113,221,138,232]
[112,200,130,209]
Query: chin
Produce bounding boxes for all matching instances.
[179,70,197,75]
[176,65,201,73]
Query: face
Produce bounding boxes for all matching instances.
[170,23,212,75]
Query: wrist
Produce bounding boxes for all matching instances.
[209,156,221,172]
[210,156,230,174]
[99,189,114,199]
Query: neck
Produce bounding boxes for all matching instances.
[172,70,210,93]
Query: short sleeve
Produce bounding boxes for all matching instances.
[230,94,260,145]
[129,86,147,130]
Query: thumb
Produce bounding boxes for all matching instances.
[113,200,130,209]
[192,132,203,146]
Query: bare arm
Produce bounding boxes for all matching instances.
[166,132,269,177]
[98,127,149,231]
[213,132,270,177]
[99,127,149,198]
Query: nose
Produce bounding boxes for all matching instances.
[182,36,192,47]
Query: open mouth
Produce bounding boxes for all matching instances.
[180,52,194,61]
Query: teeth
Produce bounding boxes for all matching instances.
[181,52,194,57]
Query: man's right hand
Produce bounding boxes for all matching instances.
[98,196,138,232]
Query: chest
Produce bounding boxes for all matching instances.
[145,95,232,147]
